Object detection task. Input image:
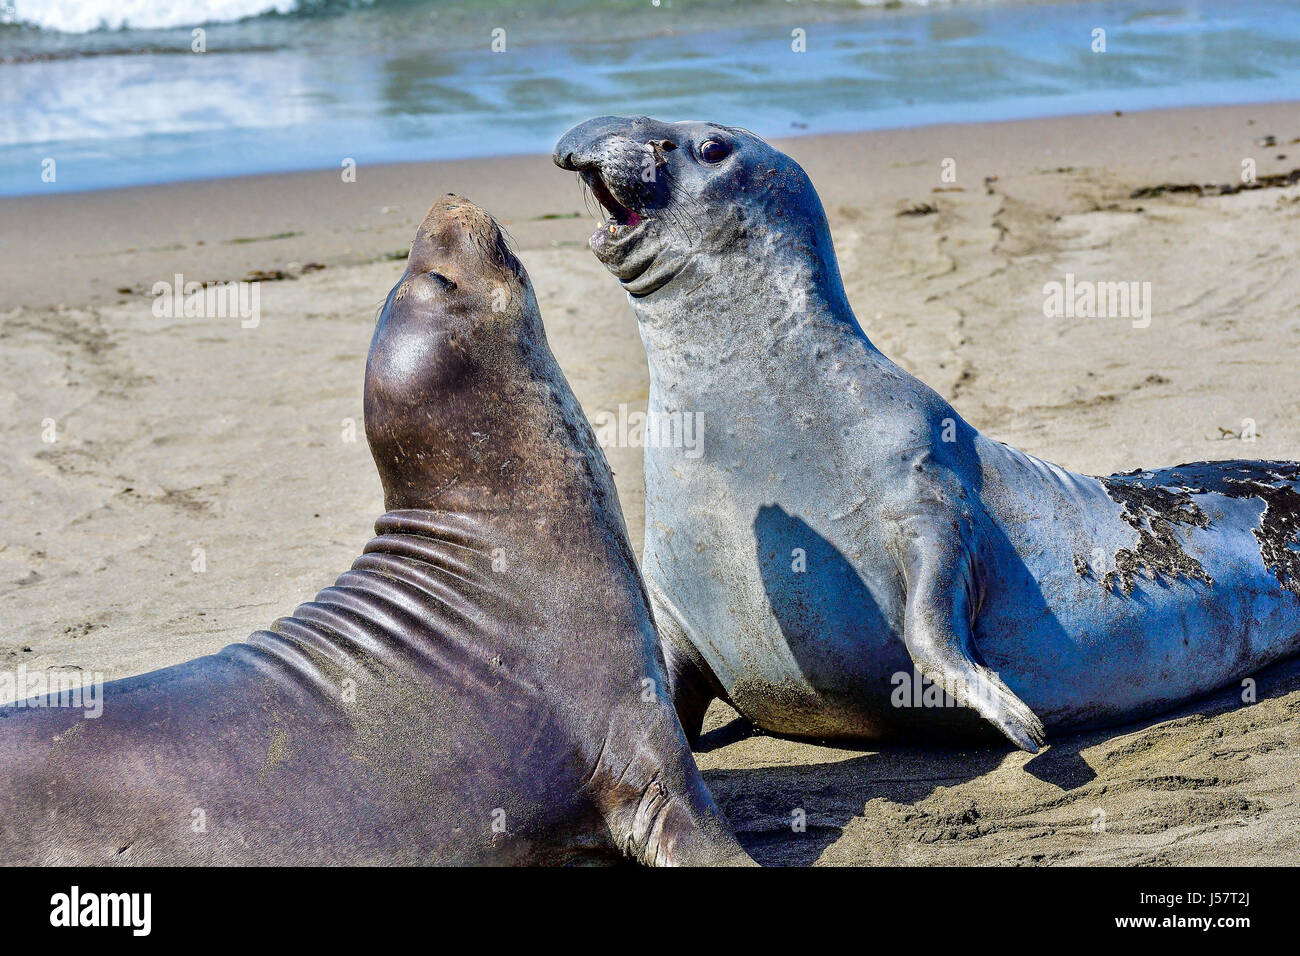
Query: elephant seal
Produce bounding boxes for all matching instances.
[555,115,1300,753]
[0,195,751,866]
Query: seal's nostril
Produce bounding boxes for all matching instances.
[428,271,457,291]
[648,139,677,169]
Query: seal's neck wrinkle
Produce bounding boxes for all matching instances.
[634,221,871,390]
[243,509,521,693]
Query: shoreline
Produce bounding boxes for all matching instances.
[8,93,1300,198]
[4,100,1299,311]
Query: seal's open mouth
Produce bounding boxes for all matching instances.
[554,122,677,288]
[583,169,649,252]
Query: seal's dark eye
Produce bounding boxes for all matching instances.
[699,140,731,164]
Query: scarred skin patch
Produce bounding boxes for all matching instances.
[1096,473,1213,595]
[1228,478,1300,599]
[1094,462,1300,599]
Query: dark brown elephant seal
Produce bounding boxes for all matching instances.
[0,195,752,867]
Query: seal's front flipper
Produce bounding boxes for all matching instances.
[895,523,1045,753]
[649,583,724,748]
[593,706,756,867]
[661,640,716,748]
[621,778,758,867]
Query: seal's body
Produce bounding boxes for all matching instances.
[0,196,751,866]
[556,116,1300,752]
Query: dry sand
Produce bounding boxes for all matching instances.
[3,103,1300,865]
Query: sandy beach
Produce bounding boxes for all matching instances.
[3,101,1299,865]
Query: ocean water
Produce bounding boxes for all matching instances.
[1,0,1298,195]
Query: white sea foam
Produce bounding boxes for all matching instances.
[9,0,305,33]
[4,0,959,35]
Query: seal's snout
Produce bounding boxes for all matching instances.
[415,193,498,254]
[553,115,626,171]
[405,193,520,285]
[554,115,674,173]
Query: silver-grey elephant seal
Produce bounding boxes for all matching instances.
[0,195,752,866]
[555,115,1300,754]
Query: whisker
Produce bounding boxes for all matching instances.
[663,191,704,244]
[579,179,603,223]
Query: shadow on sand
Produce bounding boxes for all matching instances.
[700,653,1300,866]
